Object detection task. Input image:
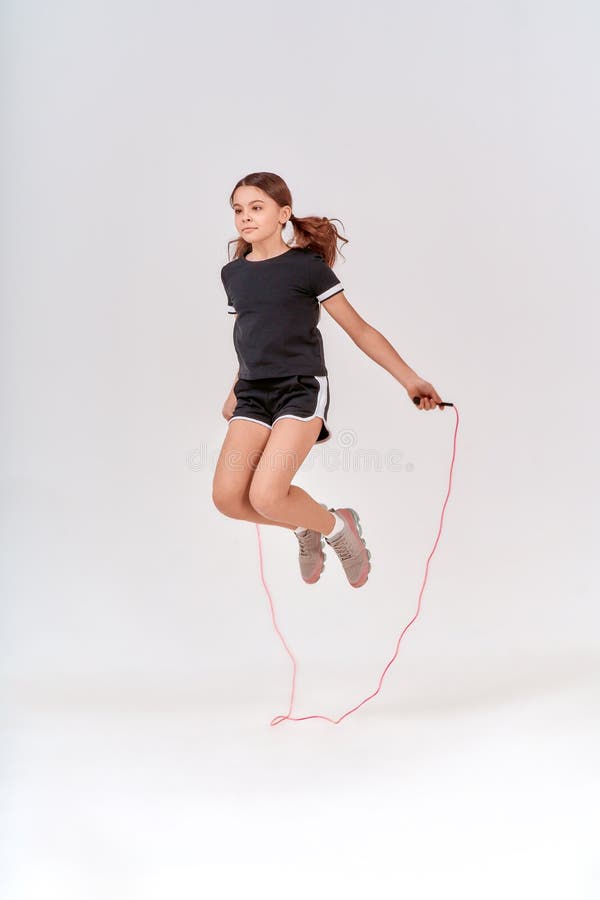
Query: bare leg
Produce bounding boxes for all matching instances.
[213,419,317,531]
[256,485,336,534]
[249,417,337,534]
[220,498,299,530]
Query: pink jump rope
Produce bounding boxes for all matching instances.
[254,395,459,727]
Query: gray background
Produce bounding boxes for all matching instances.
[2,0,598,897]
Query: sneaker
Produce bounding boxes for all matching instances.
[294,502,329,584]
[324,507,372,588]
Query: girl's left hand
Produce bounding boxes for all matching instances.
[405,375,444,411]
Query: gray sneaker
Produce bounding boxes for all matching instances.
[324,507,372,588]
[294,502,329,584]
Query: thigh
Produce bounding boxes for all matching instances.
[212,417,272,503]
[249,415,322,509]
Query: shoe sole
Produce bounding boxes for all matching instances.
[338,508,372,588]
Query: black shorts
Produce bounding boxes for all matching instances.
[229,374,331,444]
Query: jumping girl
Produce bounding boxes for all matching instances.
[212,171,444,589]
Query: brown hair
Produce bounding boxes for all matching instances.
[226,171,348,268]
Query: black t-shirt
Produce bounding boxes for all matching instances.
[221,246,344,379]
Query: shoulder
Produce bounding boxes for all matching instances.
[303,248,340,281]
[221,257,243,280]
[302,248,324,262]
[287,247,323,279]
[221,257,242,273]
[297,248,328,276]
[303,248,335,270]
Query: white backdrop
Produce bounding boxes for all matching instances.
[2,1,599,897]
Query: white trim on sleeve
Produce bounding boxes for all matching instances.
[317,283,343,302]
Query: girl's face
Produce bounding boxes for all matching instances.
[232,187,290,242]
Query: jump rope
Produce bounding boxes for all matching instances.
[254,395,459,727]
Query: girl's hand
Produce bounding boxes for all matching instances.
[222,392,237,421]
[405,375,444,411]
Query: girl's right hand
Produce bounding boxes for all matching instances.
[222,393,237,421]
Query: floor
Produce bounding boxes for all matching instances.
[2,660,598,899]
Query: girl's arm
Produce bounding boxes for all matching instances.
[229,316,239,395]
[321,293,444,411]
[222,370,239,421]
[223,309,239,420]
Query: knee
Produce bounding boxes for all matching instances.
[248,483,285,519]
[212,483,246,519]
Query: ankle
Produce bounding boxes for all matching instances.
[324,511,345,541]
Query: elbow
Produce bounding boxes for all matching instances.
[353,322,377,348]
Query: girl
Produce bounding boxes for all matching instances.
[212,172,444,589]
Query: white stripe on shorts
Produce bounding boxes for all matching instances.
[272,375,328,427]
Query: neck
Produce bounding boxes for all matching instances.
[245,236,290,261]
